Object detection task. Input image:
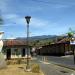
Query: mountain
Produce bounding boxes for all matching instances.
[16,35,58,41]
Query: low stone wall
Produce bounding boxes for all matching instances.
[0,53,6,69]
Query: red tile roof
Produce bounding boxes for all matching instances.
[3,39,27,46]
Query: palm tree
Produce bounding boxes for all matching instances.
[67,28,75,55]
[67,28,75,40]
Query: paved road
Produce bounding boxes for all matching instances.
[47,55,74,65]
[37,55,74,64]
[39,61,75,75]
[32,57,75,75]
[37,55,75,69]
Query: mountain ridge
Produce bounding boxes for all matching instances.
[16,35,58,40]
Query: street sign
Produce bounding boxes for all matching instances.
[70,38,75,45]
[70,41,75,44]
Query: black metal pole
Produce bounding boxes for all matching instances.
[26,23,30,70]
[25,16,31,71]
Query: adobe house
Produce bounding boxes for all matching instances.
[2,39,32,60]
[36,37,74,56]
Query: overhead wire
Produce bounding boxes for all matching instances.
[30,0,64,6]
[30,0,53,6]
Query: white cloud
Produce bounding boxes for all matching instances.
[53,4,69,9]
[0,0,75,15]
[4,14,18,20]
[30,18,49,27]
[3,14,61,35]
[3,14,25,26]
[3,14,51,27]
[6,37,16,39]
[0,0,10,13]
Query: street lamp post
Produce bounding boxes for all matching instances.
[25,16,31,71]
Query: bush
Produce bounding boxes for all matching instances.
[17,59,21,64]
[6,60,11,65]
[7,60,17,65]
[31,64,40,73]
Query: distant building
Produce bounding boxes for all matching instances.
[2,37,75,59]
[36,37,74,56]
[2,39,32,60]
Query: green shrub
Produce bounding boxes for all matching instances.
[7,60,17,65]
[31,64,40,73]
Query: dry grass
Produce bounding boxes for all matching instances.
[31,64,40,73]
[0,64,44,75]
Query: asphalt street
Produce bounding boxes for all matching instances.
[37,55,75,69]
[32,56,75,75]
[37,55,74,64]
[39,61,75,75]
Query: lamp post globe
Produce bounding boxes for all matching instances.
[25,16,31,24]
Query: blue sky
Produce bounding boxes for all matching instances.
[0,0,75,39]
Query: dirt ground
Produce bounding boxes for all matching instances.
[0,64,44,75]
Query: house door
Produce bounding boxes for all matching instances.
[22,48,25,57]
[7,49,11,60]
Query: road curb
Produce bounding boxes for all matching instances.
[49,61,75,71]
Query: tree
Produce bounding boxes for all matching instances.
[67,28,75,39]
[0,17,3,25]
[0,10,3,25]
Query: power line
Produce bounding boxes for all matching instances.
[31,0,51,4]
[31,0,64,5]
[31,0,53,6]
